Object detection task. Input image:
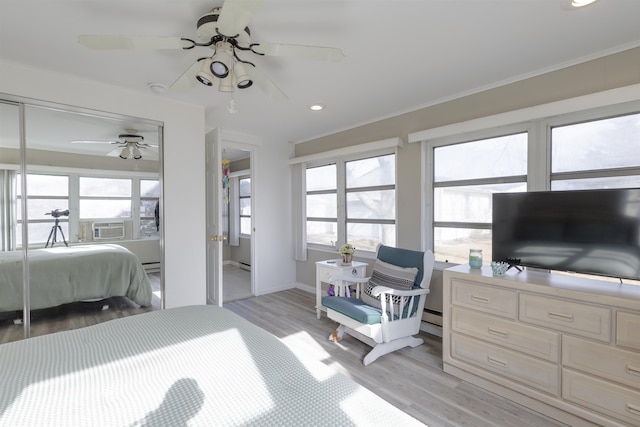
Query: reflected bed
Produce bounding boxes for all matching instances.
[0,305,422,426]
[0,244,152,313]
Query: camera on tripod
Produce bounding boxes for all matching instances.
[45,209,69,247]
[45,209,70,218]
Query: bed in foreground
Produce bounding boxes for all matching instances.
[0,305,424,426]
[0,244,152,313]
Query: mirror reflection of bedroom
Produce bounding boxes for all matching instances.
[0,99,162,343]
[221,147,253,303]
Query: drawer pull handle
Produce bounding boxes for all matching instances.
[627,403,640,416]
[488,327,509,338]
[547,311,573,321]
[471,295,490,304]
[487,356,507,368]
[626,365,640,376]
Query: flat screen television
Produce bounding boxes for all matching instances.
[492,188,640,281]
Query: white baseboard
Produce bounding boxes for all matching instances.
[295,282,315,294]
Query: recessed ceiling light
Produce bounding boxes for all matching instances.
[309,104,324,111]
[571,0,598,7]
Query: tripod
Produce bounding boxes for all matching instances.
[45,218,68,248]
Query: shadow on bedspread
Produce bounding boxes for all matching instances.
[0,305,423,426]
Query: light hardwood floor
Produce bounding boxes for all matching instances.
[0,284,568,426]
[225,289,569,427]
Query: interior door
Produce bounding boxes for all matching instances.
[206,128,224,306]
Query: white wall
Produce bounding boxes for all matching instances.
[0,60,207,308]
[252,137,297,295]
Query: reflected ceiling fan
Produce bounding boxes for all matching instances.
[78,0,345,101]
[70,131,158,160]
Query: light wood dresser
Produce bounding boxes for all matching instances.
[443,264,640,427]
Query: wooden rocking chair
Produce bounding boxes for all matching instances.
[322,244,435,365]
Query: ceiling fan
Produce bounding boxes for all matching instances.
[78,0,345,101]
[71,131,158,160]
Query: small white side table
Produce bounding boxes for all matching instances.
[315,259,368,319]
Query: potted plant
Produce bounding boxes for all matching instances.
[339,243,356,265]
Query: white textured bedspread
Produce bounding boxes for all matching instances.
[0,244,152,312]
[0,305,424,426]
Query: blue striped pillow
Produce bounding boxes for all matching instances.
[361,260,418,308]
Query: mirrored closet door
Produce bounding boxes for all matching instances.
[0,98,163,342]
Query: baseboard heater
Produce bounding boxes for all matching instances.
[422,308,443,327]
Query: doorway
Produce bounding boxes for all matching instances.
[205,131,256,306]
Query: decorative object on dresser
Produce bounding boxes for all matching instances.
[443,264,640,427]
[323,244,435,365]
[338,242,356,265]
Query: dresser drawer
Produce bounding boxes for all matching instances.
[617,311,640,351]
[563,369,640,426]
[451,279,517,319]
[452,307,559,362]
[519,294,611,342]
[563,335,640,390]
[450,333,558,395]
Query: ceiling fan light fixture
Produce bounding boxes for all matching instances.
[196,58,215,86]
[234,62,253,89]
[210,42,232,78]
[218,74,235,92]
[119,146,131,159]
[132,147,142,160]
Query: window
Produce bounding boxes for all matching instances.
[550,112,640,190]
[239,176,251,235]
[79,176,131,219]
[17,173,69,246]
[345,154,396,252]
[427,102,640,272]
[306,164,337,246]
[431,132,528,264]
[306,152,396,253]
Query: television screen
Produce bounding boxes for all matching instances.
[492,188,640,281]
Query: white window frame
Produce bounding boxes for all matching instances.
[425,124,530,263]
[305,148,397,255]
[14,168,159,248]
[239,175,251,237]
[422,99,640,266]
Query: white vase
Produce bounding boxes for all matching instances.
[341,254,352,264]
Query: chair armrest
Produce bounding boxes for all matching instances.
[371,286,430,297]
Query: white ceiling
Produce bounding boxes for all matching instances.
[1,0,639,149]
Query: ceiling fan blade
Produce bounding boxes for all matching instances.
[106,147,123,157]
[170,61,201,91]
[216,0,264,38]
[70,140,118,144]
[246,64,288,101]
[78,35,190,50]
[252,43,345,62]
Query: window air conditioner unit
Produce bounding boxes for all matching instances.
[92,221,125,240]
